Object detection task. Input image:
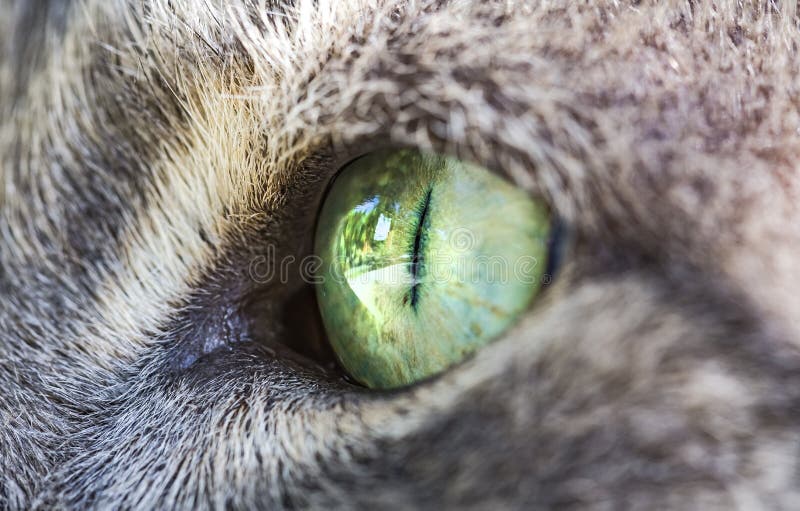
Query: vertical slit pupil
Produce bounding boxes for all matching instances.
[409,187,433,309]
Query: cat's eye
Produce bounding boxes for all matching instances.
[314,149,552,389]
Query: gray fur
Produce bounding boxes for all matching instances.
[2,0,800,509]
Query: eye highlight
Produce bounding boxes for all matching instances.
[314,149,552,389]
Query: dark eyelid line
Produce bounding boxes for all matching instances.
[543,216,566,285]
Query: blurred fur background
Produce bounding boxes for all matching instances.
[2,0,800,509]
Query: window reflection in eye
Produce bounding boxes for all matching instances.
[313,149,554,390]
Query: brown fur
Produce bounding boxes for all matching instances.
[2,0,800,509]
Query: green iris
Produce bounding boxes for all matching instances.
[314,149,551,389]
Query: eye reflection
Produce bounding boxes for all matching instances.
[314,149,552,389]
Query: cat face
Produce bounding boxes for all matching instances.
[2,1,800,509]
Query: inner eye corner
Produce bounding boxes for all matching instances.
[278,283,343,373]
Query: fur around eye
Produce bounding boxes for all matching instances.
[7,1,799,509]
